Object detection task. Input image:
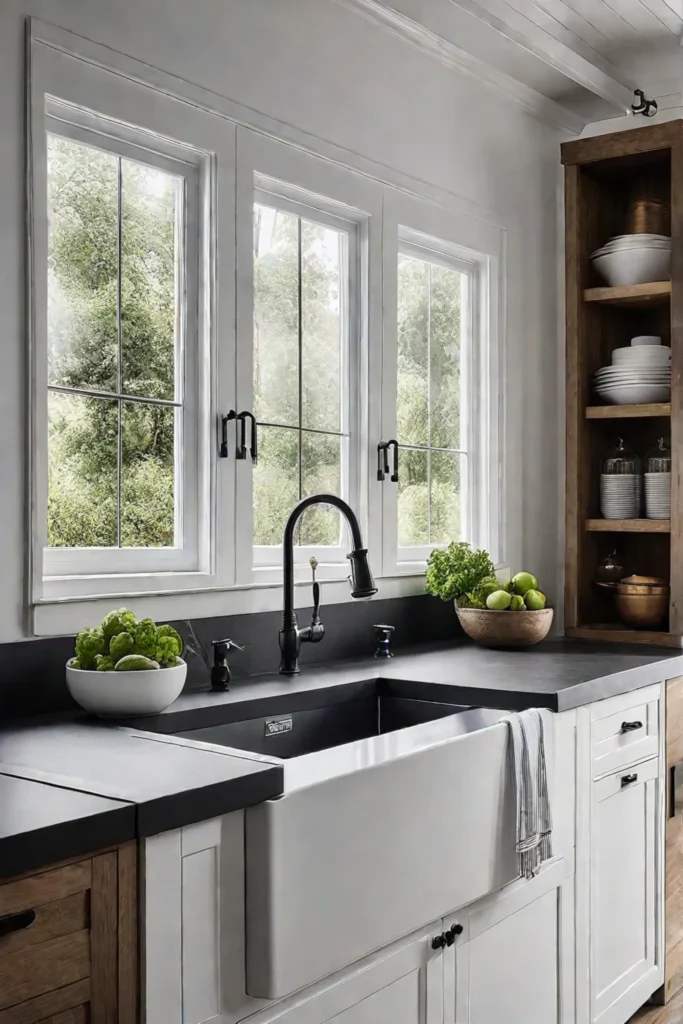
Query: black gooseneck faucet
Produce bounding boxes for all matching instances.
[279,494,377,675]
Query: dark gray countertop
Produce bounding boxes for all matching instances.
[2,636,682,879]
[130,638,683,729]
[0,773,135,881]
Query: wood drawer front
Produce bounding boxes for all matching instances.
[0,930,90,1012]
[591,690,659,777]
[0,863,93,1014]
[0,982,90,1024]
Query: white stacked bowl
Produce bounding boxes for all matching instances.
[600,474,641,519]
[593,339,671,405]
[591,234,671,287]
[645,472,671,520]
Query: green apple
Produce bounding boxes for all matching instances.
[509,594,525,611]
[524,589,547,611]
[511,571,539,595]
[486,590,512,610]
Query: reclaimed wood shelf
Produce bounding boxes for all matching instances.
[585,403,671,419]
[567,625,681,648]
[564,122,682,653]
[585,519,670,533]
[583,281,671,307]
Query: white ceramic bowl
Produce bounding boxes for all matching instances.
[596,383,670,404]
[66,660,187,717]
[592,247,671,287]
[631,336,662,346]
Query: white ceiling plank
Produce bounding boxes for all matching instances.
[601,0,676,34]
[333,0,585,131]
[636,0,683,33]
[451,0,634,108]
[500,0,618,64]
[526,0,612,50]
[560,0,641,42]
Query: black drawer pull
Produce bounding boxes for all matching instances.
[0,909,36,937]
[621,773,638,788]
[621,720,643,733]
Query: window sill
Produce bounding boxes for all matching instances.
[31,572,428,636]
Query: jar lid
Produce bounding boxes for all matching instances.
[602,437,640,475]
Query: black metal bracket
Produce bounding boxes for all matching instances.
[631,89,657,118]
[220,411,258,463]
[377,440,399,483]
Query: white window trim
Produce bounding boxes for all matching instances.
[380,192,504,578]
[234,128,384,588]
[28,37,237,605]
[26,20,509,634]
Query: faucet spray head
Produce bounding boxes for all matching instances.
[347,548,378,599]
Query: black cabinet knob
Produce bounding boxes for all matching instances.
[445,923,463,946]
[431,933,446,950]
[621,720,643,733]
[621,773,638,788]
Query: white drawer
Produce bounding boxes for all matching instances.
[591,684,660,778]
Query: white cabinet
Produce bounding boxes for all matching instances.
[240,924,443,1024]
[590,757,661,1024]
[442,857,574,1024]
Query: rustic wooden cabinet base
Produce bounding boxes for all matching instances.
[0,843,138,1024]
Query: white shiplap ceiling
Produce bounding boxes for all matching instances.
[337,0,683,130]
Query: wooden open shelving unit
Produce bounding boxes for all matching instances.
[562,122,683,647]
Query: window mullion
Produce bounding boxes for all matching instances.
[297,215,303,504]
[116,156,123,548]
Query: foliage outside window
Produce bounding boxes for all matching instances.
[396,247,468,550]
[46,133,183,552]
[252,200,352,557]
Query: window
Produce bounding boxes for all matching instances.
[395,243,470,553]
[43,117,200,580]
[251,193,357,567]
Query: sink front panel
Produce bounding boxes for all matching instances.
[244,717,520,999]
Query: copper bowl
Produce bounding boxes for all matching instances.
[615,592,668,629]
[617,575,669,596]
[455,606,554,649]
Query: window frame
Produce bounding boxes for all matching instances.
[380,192,504,578]
[43,105,202,579]
[234,128,384,588]
[251,187,360,574]
[28,40,237,605]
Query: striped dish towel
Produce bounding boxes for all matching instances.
[506,709,553,879]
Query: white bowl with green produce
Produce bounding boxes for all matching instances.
[425,543,553,648]
[66,608,187,717]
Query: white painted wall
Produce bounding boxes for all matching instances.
[0,0,561,641]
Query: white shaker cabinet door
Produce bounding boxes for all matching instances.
[240,924,443,1024]
[591,757,661,1024]
[443,857,573,1024]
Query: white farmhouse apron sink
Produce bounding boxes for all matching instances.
[177,700,518,1000]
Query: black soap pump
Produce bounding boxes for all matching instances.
[210,639,243,691]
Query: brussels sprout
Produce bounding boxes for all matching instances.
[101,608,137,642]
[156,634,182,667]
[157,624,183,656]
[95,654,116,672]
[74,627,106,670]
[134,618,158,659]
[109,632,135,661]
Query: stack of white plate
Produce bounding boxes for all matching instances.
[645,472,671,520]
[600,474,641,519]
[593,340,671,405]
[591,234,671,287]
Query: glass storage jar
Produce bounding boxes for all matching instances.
[600,438,641,519]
